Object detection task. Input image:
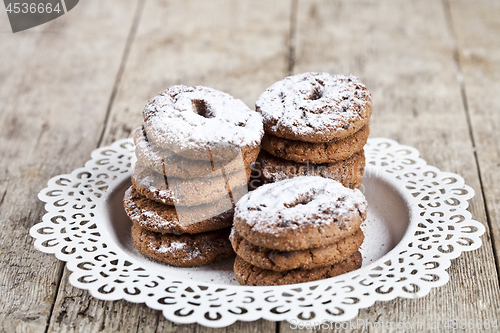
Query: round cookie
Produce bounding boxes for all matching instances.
[256,149,365,189]
[134,125,259,180]
[131,224,234,267]
[131,163,250,206]
[230,228,364,271]
[124,186,233,235]
[142,85,263,161]
[234,251,362,286]
[261,125,369,164]
[256,73,372,143]
[233,176,368,251]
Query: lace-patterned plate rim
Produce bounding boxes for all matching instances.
[30,138,486,327]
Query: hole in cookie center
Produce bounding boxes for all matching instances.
[192,99,214,118]
[284,194,314,208]
[310,87,323,100]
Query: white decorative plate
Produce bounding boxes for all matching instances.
[30,138,485,327]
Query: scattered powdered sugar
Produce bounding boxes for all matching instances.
[255,73,372,138]
[142,85,263,151]
[152,240,202,260]
[157,241,186,254]
[189,248,202,259]
[235,176,367,232]
[143,211,154,218]
[129,204,174,230]
[133,125,176,168]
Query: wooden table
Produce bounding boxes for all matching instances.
[1,0,499,332]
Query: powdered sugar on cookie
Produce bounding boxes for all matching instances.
[235,176,367,234]
[142,85,263,155]
[255,73,372,142]
[154,241,203,262]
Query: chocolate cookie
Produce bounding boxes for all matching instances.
[233,251,362,286]
[124,186,233,235]
[131,224,234,267]
[230,228,364,271]
[134,124,259,180]
[233,176,367,251]
[256,149,365,189]
[256,73,372,143]
[261,125,369,164]
[131,163,249,206]
[142,85,263,161]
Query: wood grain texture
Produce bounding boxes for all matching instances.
[47,269,159,333]
[448,0,500,272]
[3,0,499,332]
[279,0,500,332]
[0,1,139,333]
[48,0,291,331]
[100,0,292,146]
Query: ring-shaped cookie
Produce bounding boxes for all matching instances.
[131,163,250,206]
[230,228,364,271]
[261,125,369,164]
[134,124,260,180]
[142,85,263,161]
[124,186,233,235]
[131,224,234,267]
[233,176,368,251]
[233,251,362,286]
[256,150,365,189]
[256,73,372,143]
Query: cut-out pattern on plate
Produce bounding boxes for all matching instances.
[31,138,484,327]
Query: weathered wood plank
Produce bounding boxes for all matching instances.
[48,0,292,331]
[46,269,161,333]
[51,270,275,333]
[448,0,500,273]
[278,0,500,332]
[100,0,293,146]
[0,1,139,333]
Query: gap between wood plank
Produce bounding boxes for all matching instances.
[43,2,146,333]
[97,0,146,149]
[288,0,298,75]
[0,190,6,209]
[152,314,161,333]
[44,267,65,333]
[442,0,500,279]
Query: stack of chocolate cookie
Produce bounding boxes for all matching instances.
[230,176,367,286]
[124,85,263,267]
[254,72,372,189]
